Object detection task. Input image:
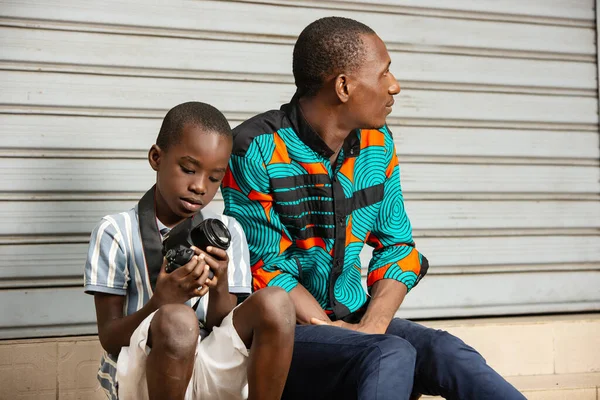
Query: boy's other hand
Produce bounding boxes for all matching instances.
[153,254,212,307]
[201,246,229,290]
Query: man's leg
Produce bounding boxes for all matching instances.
[146,304,199,400]
[232,287,296,400]
[282,324,417,400]
[386,318,526,400]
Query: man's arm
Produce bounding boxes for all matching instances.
[361,128,428,331]
[312,128,427,333]
[223,149,329,323]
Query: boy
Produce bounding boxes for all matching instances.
[85,102,295,400]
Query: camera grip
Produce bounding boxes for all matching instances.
[165,246,215,279]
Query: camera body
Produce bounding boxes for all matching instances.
[162,218,232,277]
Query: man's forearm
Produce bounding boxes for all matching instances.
[360,279,407,333]
[289,284,330,324]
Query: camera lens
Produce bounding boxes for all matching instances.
[190,219,231,251]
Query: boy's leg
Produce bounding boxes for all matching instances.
[146,304,199,400]
[283,324,417,400]
[232,287,296,400]
[386,318,526,400]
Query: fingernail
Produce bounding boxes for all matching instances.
[199,253,205,259]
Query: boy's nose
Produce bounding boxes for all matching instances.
[189,180,206,195]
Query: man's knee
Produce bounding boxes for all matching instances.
[248,287,295,332]
[375,335,417,365]
[354,335,417,372]
[150,304,199,357]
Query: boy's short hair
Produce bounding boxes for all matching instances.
[293,16,375,98]
[156,101,232,151]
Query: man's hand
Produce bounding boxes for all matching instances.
[152,248,212,307]
[201,246,229,290]
[309,317,387,335]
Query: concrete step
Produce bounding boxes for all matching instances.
[423,372,600,399]
[0,313,598,399]
[419,313,600,378]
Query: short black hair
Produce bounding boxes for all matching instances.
[293,16,375,98]
[156,101,232,151]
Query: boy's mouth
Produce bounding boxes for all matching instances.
[181,197,203,212]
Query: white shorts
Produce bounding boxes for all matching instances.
[116,309,249,400]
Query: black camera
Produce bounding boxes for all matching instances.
[162,218,232,278]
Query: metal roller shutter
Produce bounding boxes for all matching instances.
[0,0,598,338]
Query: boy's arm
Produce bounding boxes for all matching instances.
[95,257,212,355]
[94,291,161,355]
[222,152,330,324]
[85,218,212,355]
[203,217,253,330]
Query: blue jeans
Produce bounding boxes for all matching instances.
[282,319,525,400]
[282,324,417,400]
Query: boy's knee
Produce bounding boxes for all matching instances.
[150,304,199,356]
[250,287,295,331]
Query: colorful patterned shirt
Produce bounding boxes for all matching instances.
[222,97,428,320]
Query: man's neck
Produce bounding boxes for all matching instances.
[298,95,351,162]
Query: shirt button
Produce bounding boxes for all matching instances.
[338,216,345,226]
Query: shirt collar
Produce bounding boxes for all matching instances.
[281,95,361,159]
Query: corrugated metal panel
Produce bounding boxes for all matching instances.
[0,0,598,338]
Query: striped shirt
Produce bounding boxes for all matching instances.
[223,97,428,321]
[84,205,251,399]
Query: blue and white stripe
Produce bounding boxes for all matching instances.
[84,205,251,399]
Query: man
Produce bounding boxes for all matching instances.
[223,17,525,400]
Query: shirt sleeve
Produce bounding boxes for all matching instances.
[365,128,429,292]
[84,217,128,295]
[225,216,252,294]
[222,149,300,293]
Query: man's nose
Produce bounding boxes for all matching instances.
[389,74,401,95]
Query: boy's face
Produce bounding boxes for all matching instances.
[149,123,232,227]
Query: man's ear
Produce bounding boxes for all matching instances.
[334,74,352,103]
[148,144,162,171]
[335,74,351,103]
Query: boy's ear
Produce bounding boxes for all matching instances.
[148,144,162,171]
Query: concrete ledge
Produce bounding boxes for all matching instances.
[0,314,598,399]
[420,313,600,376]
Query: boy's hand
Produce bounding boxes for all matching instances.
[153,249,212,307]
[201,246,229,290]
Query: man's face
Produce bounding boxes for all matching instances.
[150,124,232,227]
[346,33,400,129]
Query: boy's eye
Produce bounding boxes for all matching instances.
[209,177,221,183]
[181,166,194,174]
